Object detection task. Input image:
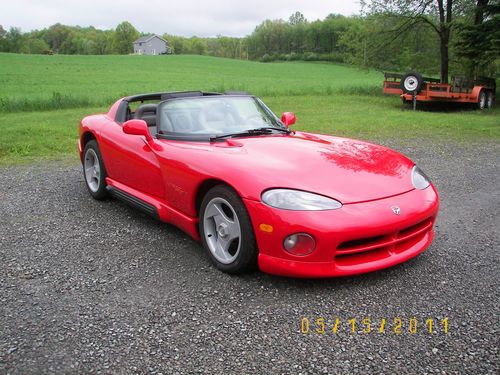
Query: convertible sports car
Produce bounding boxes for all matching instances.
[78,91,439,278]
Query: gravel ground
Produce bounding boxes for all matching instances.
[0,139,499,374]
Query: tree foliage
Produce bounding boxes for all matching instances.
[113,21,139,54]
[361,0,460,83]
[289,11,306,25]
[0,9,497,79]
[455,1,500,77]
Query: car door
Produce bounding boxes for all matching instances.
[98,118,165,199]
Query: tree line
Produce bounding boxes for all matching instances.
[0,1,498,80]
[0,22,139,55]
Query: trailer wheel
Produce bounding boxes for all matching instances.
[485,91,494,109]
[401,72,423,94]
[477,91,487,110]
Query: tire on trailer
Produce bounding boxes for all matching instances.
[199,185,258,274]
[477,90,487,110]
[83,140,109,200]
[401,72,424,94]
[485,91,494,109]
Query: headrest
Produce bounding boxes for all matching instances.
[135,104,157,113]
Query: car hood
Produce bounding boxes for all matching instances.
[156,132,414,204]
[208,132,415,204]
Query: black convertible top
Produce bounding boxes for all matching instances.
[123,91,221,102]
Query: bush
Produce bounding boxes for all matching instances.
[259,54,272,62]
[303,52,319,61]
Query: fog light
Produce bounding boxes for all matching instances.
[283,233,316,256]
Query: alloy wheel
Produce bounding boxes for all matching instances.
[84,148,101,192]
[203,197,242,264]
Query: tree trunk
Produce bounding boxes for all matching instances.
[439,29,450,84]
[436,0,452,83]
[474,0,489,25]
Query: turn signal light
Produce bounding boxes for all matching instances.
[259,224,274,233]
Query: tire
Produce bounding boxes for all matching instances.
[485,91,494,109]
[83,140,109,200]
[477,90,487,110]
[199,185,258,274]
[401,72,423,94]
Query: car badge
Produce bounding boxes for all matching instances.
[391,206,401,215]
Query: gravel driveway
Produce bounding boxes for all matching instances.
[1,140,498,374]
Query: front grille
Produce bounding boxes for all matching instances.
[337,235,385,252]
[336,218,433,258]
[397,219,431,239]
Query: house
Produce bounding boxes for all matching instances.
[133,35,170,55]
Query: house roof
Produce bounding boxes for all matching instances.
[133,35,168,44]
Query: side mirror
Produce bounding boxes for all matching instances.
[123,119,152,142]
[281,112,296,127]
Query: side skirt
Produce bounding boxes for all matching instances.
[106,185,159,219]
[104,177,200,241]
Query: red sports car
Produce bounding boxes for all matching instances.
[78,91,439,278]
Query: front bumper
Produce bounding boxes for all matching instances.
[243,185,439,278]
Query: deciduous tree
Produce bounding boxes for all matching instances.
[456,0,500,77]
[363,0,459,83]
[289,11,306,25]
[113,21,139,54]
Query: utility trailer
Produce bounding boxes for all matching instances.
[383,72,496,110]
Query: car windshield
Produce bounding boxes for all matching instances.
[157,96,285,140]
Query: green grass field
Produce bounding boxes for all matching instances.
[0,53,381,112]
[0,53,498,165]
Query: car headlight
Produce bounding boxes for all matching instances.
[412,166,430,190]
[261,189,342,210]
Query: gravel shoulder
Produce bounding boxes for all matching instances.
[0,139,499,374]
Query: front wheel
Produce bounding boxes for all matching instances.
[83,140,109,200]
[199,185,258,274]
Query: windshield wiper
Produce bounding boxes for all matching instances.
[253,127,291,134]
[209,127,291,142]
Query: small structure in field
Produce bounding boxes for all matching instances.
[133,35,170,55]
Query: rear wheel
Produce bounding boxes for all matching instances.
[477,91,487,110]
[83,140,109,200]
[199,185,258,274]
[486,91,494,109]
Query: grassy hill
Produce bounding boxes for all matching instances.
[0,53,380,112]
[0,53,498,165]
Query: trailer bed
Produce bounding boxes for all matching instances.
[383,72,496,109]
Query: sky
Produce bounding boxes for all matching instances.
[1,0,361,37]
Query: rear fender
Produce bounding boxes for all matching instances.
[471,86,484,102]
